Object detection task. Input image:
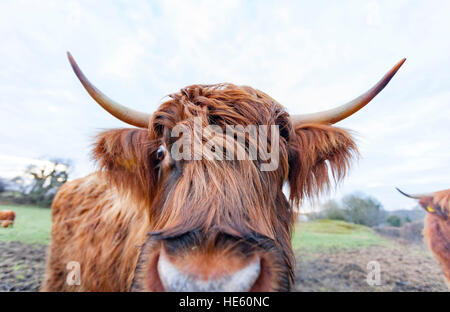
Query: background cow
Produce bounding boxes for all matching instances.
[397,188,450,289]
[0,210,15,228]
[41,53,404,292]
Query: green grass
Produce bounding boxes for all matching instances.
[292,219,389,251]
[0,204,51,245]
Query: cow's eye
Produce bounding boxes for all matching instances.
[156,146,166,160]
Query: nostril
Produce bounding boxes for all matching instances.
[157,251,261,292]
[249,257,272,292]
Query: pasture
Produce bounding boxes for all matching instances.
[0,205,51,245]
[0,204,448,291]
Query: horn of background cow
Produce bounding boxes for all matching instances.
[291,58,406,125]
[67,52,151,128]
[396,187,434,199]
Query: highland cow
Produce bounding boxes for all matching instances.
[397,188,450,289]
[41,53,405,291]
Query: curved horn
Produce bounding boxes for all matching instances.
[396,187,434,199]
[292,58,406,125]
[67,52,151,128]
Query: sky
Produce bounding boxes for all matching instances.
[0,0,449,211]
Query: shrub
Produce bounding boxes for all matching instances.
[316,193,387,227]
[320,200,347,221]
[400,221,424,242]
[374,220,424,243]
[341,193,387,227]
[386,215,402,227]
[374,225,401,238]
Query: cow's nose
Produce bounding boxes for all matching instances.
[157,251,261,292]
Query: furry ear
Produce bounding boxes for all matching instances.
[434,190,450,218]
[93,128,159,204]
[288,123,358,206]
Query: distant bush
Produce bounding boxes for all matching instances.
[374,220,424,243]
[320,200,347,221]
[401,221,424,242]
[316,193,387,227]
[386,215,402,227]
[373,225,401,238]
[341,194,387,227]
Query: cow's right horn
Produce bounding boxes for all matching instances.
[67,52,151,128]
[291,58,406,125]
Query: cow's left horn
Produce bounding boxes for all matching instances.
[67,52,151,128]
[291,58,406,125]
[396,187,434,199]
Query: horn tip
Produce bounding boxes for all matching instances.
[66,52,82,77]
[391,58,406,73]
[396,187,410,198]
[394,58,407,71]
[395,187,426,199]
[67,51,76,67]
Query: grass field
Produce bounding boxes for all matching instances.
[292,219,389,250]
[0,204,388,250]
[0,205,51,245]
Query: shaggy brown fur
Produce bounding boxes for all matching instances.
[42,84,357,291]
[420,189,450,289]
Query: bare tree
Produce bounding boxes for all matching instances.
[24,158,71,206]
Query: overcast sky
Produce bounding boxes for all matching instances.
[1,0,449,211]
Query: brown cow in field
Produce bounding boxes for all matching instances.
[41,53,405,292]
[0,210,15,228]
[397,188,450,289]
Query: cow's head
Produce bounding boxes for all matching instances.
[68,53,404,291]
[397,188,449,221]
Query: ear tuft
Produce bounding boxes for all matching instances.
[93,128,159,205]
[288,123,358,206]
